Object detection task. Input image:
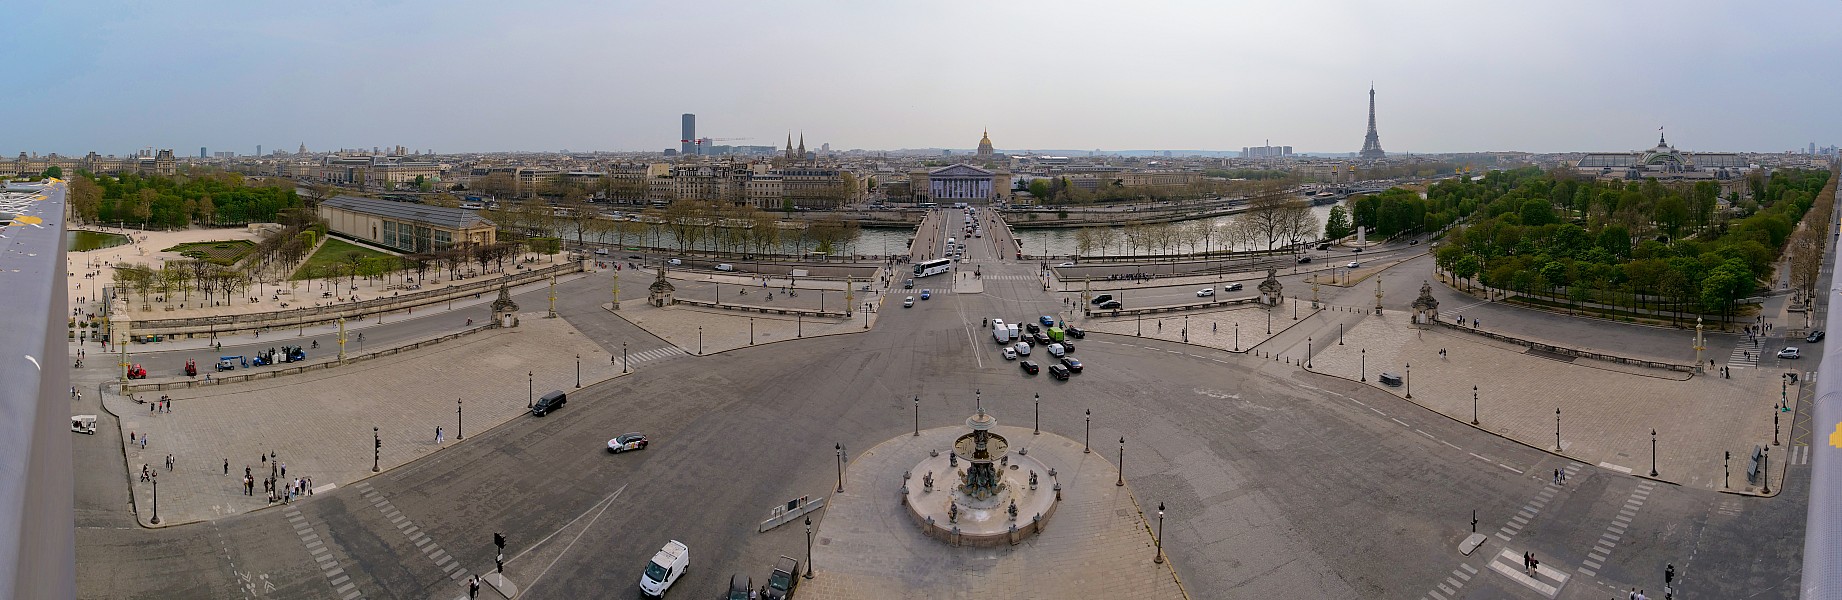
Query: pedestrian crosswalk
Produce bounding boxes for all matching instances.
[285,506,366,600]
[1725,337,1766,370]
[1790,443,1811,466]
[1487,548,1569,598]
[354,482,472,586]
[1577,479,1656,578]
[625,345,686,367]
[980,275,1039,281]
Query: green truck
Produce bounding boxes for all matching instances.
[1047,327,1065,342]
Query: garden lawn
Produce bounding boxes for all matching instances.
[291,237,400,280]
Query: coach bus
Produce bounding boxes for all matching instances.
[913,258,952,278]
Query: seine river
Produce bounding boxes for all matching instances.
[563,203,1335,258]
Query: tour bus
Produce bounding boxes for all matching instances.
[913,258,952,278]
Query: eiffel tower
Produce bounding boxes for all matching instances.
[1359,84,1386,160]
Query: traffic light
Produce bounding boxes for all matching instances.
[494,532,506,549]
[375,437,382,449]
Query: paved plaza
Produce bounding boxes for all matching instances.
[109,313,624,527]
[800,424,1185,600]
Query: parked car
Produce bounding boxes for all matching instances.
[607,432,649,453]
[726,574,754,600]
[1061,357,1084,373]
[1090,294,1114,305]
[1225,283,1244,291]
[1098,300,1122,310]
[762,556,800,600]
[1065,326,1086,339]
[903,296,915,308]
[1196,288,1214,297]
[1020,360,1040,375]
[1002,347,1017,360]
[1048,364,1071,380]
[1378,372,1403,387]
[532,390,567,417]
[1778,347,1802,359]
[1808,330,1826,343]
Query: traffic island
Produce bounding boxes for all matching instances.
[800,414,1184,599]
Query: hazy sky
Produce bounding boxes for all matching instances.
[6,0,1839,156]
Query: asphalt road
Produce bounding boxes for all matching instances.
[74,210,1815,599]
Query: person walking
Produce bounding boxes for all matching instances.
[224,459,229,476]
[436,426,444,444]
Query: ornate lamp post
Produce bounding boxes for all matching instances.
[1116,436,1126,487]
[1650,428,1659,477]
[1084,409,1091,453]
[835,442,844,493]
[1153,502,1165,564]
[1034,392,1041,435]
[1471,385,1478,425]
[372,426,380,472]
[150,471,160,525]
[456,399,463,440]
[528,371,534,408]
[803,516,814,579]
[1405,363,1412,399]
[913,396,920,437]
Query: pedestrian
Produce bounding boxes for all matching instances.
[1530,554,1538,574]
[468,575,481,599]
[140,434,147,449]
[1553,468,1560,485]
[280,462,286,477]
[1523,552,1532,575]
[436,426,444,444]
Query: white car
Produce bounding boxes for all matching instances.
[1196,288,1214,297]
[1003,347,1018,360]
[1778,347,1802,359]
[903,296,915,308]
[1014,341,1032,356]
[1347,261,1361,268]
[1057,262,1076,268]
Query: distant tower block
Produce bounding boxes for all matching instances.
[681,114,696,156]
[1359,85,1386,160]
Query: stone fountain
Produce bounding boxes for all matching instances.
[903,406,1059,547]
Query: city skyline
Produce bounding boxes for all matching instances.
[4,0,1839,155]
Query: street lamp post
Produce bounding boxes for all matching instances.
[1763,447,1772,494]
[1084,409,1091,453]
[622,342,628,373]
[804,516,814,579]
[373,426,380,472]
[1554,408,1562,451]
[456,399,463,440]
[751,318,756,345]
[835,442,845,493]
[1266,306,1272,334]
[150,471,160,524]
[1339,322,1344,345]
[1405,363,1412,398]
[698,326,703,355]
[1116,436,1126,487]
[913,396,920,437]
[1034,393,1041,435]
[1650,428,1658,477]
[1471,385,1478,425]
[1361,349,1366,382]
[1234,323,1239,351]
[1306,337,1313,369]
[528,371,534,408]
[1153,502,1165,564]
[575,354,580,388]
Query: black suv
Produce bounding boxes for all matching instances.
[1808,330,1826,343]
[1061,357,1083,373]
[532,390,567,416]
[1020,360,1040,375]
[1048,364,1070,380]
[1065,327,1086,339]
[1090,294,1114,305]
[1097,300,1122,310]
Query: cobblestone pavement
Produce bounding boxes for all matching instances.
[111,313,624,527]
[1305,312,1785,495]
[799,425,1185,600]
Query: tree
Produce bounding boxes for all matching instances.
[1324,205,1354,240]
[1027,179,1051,201]
[473,173,517,199]
[42,165,61,179]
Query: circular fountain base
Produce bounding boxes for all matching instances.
[902,450,1059,547]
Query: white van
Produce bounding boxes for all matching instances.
[716,263,734,271]
[947,237,956,246]
[640,540,690,597]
